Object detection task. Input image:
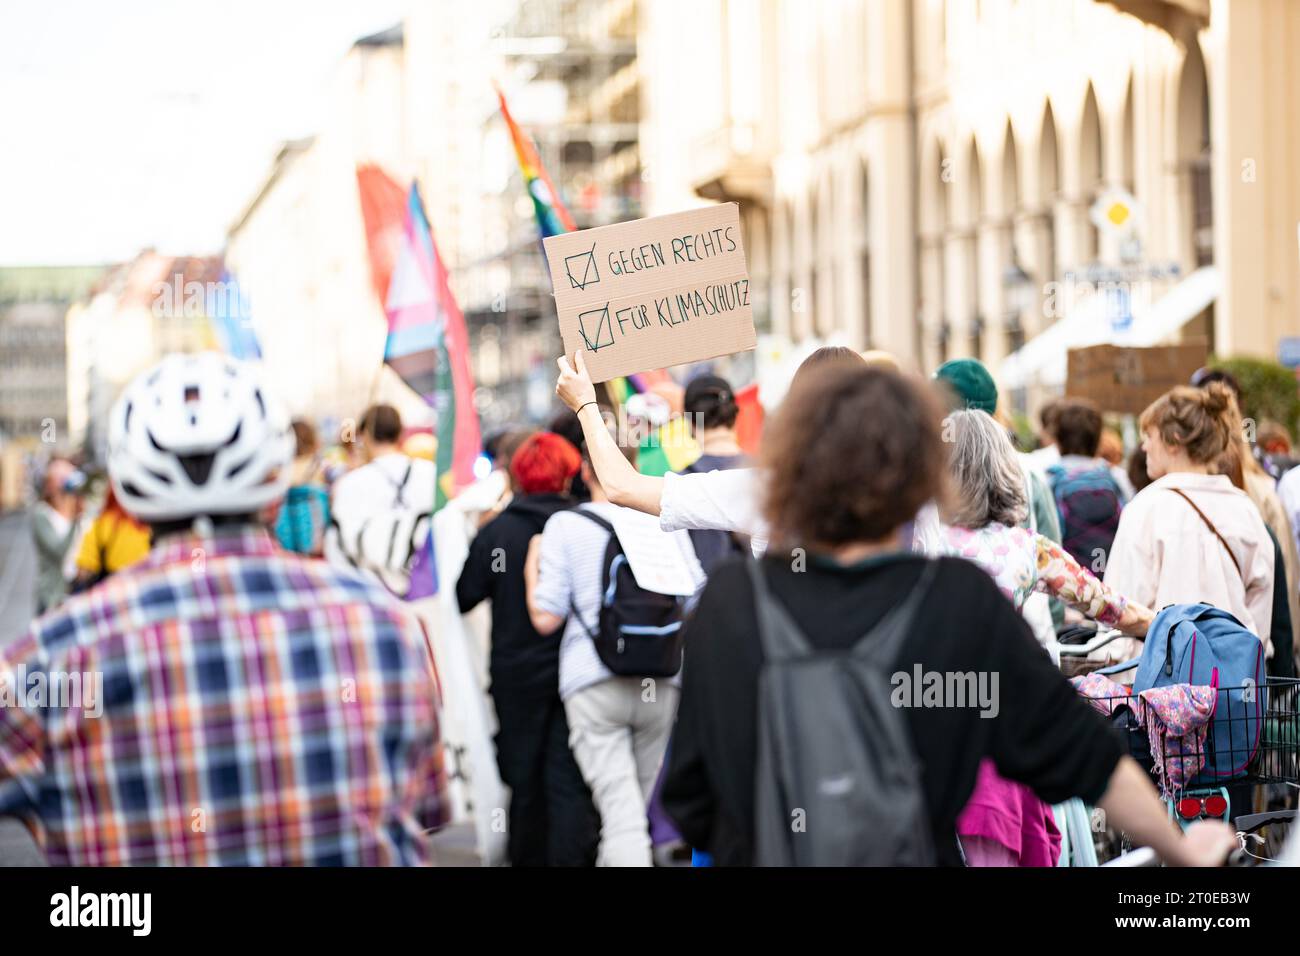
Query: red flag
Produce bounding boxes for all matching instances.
[355,164,409,304]
[735,383,765,456]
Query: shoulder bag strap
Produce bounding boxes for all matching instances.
[564,507,615,638]
[569,506,615,534]
[1169,488,1243,581]
[391,461,414,509]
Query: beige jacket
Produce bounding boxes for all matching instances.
[1104,472,1275,657]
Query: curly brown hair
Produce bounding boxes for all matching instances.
[761,364,949,548]
[1139,382,1236,465]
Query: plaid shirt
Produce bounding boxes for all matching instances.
[0,527,448,865]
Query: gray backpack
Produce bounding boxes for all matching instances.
[749,558,937,866]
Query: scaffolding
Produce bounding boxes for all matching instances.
[464,0,644,428]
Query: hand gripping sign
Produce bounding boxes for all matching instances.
[544,203,757,383]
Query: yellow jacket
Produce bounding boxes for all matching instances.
[76,510,151,577]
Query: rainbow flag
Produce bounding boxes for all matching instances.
[604,370,669,407]
[627,377,764,476]
[600,372,698,475]
[498,86,676,452]
[637,417,701,477]
[497,87,576,239]
[380,181,481,597]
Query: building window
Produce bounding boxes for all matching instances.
[1192,156,1213,267]
[1006,313,1025,355]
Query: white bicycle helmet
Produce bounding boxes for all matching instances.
[107,352,294,522]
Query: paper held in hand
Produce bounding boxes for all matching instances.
[543,203,757,383]
[608,508,702,597]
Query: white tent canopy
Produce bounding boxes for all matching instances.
[999,265,1221,389]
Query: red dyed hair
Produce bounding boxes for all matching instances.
[510,432,580,495]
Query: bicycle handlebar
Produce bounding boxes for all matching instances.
[1054,627,1127,657]
[1101,844,1254,867]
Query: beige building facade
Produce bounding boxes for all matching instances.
[639,0,1300,408]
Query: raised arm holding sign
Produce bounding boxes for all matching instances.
[556,351,665,516]
[556,351,767,547]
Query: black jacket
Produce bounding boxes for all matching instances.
[456,493,573,697]
[1265,526,1297,678]
[662,552,1124,866]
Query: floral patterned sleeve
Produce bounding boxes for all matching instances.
[1033,533,1127,626]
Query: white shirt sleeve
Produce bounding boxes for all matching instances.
[910,503,946,555]
[659,468,766,539]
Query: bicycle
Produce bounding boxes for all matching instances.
[1055,623,1300,865]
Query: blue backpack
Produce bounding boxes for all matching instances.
[276,485,330,555]
[1132,604,1266,784]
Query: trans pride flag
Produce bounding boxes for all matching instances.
[376,180,481,597]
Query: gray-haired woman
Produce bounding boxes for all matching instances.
[939,409,1152,634]
[938,409,1153,867]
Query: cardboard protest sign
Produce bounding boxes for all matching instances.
[543,204,756,382]
[1066,343,1208,415]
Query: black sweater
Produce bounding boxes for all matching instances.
[456,493,573,697]
[661,552,1125,866]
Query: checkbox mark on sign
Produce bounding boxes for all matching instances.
[565,243,600,290]
[578,303,614,352]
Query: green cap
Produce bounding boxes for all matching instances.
[934,358,998,414]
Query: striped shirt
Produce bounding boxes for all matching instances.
[0,526,448,866]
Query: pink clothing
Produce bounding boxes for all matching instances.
[941,523,1123,867]
[959,836,1021,867]
[957,760,1062,866]
[1071,673,1216,795]
[1104,472,1274,659]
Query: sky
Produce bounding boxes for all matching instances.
[0,0,410,266]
